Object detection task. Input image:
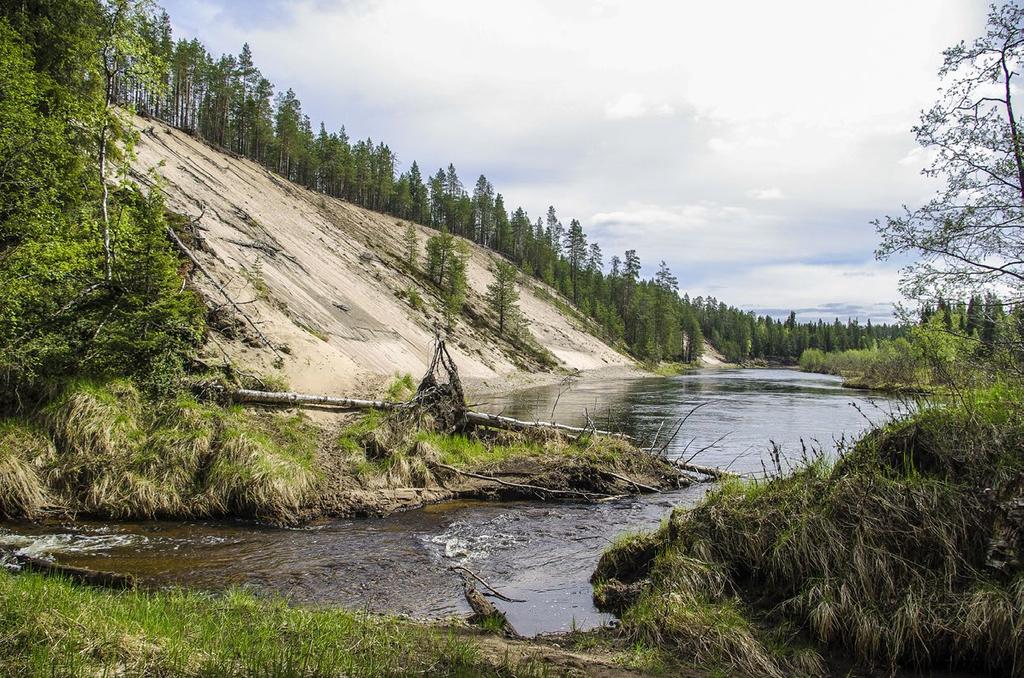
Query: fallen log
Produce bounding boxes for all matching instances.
[430,462,608,501]
[228,388,400,411]
[672,461,737,480]
[463,584,519,638]
[464,410,632,439]
[3,549,135,589]
[450,565,525,602]
[225,387,633,439]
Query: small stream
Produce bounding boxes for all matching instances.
[0,369,897,636]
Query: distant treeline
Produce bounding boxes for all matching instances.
[112,6,902,363]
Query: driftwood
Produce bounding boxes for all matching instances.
[464,585,519,638]
[430,462,608,501]
[3,549,135,589]
[166,225,282,359]
[672,461,737,480]
[450,565,525,602]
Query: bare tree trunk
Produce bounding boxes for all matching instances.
[1000,49,1024,206]
[99,122,112,282]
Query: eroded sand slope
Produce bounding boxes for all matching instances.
[129,116,631,395]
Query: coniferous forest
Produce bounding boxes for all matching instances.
[94,4,903,365]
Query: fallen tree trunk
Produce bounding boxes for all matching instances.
[3,550,135,589]
[226,387,632,438]
[463,585,519,638]
[463,410,631,440]
[228,388,399,411]
[672,461,737,480]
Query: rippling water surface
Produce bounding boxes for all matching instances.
[1,369,896,636]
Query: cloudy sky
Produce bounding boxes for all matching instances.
[160,0,989,322]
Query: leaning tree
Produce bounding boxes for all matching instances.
[877,3,1024,312]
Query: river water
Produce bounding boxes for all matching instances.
[0,369,896,636]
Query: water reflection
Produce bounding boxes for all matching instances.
[486,369,897,476]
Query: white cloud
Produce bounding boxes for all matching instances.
[604,93,675,120]
[691,262,903,323]
[161,0,988,319]
[747,187,784,201]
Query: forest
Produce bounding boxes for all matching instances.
[95,3,903,365]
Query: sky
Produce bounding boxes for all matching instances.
[158,0,991,323]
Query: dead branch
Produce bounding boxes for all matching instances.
[463,585,519,638]
[429,462,608,501]
[671,461,737,480]
[463,410,632,439]
[166,224,282,359]
[449,565,526,602]
[598,469,661,493]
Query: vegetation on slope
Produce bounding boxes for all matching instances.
[593,387,1024,676]
[0,570,540,677]
[66,1,902,366]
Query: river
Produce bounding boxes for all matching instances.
[0,369,896,636]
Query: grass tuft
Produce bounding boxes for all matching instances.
[597,386,1024,675]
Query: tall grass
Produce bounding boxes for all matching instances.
[0,421,51,517]
[595,386,1024,676]
[0,570,531,677]
[6,380,319,524]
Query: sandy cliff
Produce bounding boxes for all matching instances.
[129,116,632,395]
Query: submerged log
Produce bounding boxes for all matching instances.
[463,584,520,638]
[3,549,135,589]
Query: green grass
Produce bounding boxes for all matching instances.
[594,385,1024,676]
[384,373,415,401]
[415,431,543,467]
[0,570,531,677]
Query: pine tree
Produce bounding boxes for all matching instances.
[404,223,418,269]
[486,260,521,337]
[564,218,587,305]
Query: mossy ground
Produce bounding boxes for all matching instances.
[593,385,1024,677]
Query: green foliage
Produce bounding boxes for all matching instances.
[384,373,415,401]
[0,571,524,677]
[0,13,204,402]
[598,389,1024,675]
[425,228,469,324]
[403,222,418,269]
[485,259,522,337]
